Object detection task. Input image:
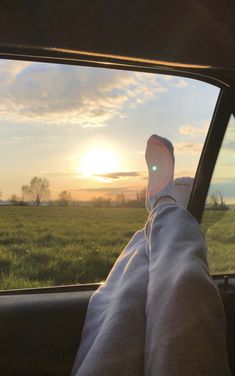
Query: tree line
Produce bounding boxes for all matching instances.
[1,177,146,208]
[0,177,229,209]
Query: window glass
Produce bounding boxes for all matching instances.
[201,115,235,275]
[0,59,219,289]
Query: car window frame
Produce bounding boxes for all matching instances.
[189,89,235,223]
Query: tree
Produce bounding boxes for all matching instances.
[210,191,227,210]
[9,193,19,205]
[136,188,146,202]
[115,192,126,206]
[210,192,219,208]
[58,190,72,206]
[135,188,146,207]
[21,177,50,206]
[217,191,225,208]
[90,196,111,208]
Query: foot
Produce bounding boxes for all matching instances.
[173,177,194,208]
[145,135,175,212]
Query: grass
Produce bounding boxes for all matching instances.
[0,206,234,290]
[201,209,235,275]
[0,206,147,289]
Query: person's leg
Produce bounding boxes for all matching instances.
[144,135,230,375]
[72,228,149,376]
[144,203,230,375]
[72,133,230,376]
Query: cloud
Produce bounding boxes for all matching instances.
[41,170,76,177]
[0,62,170,127]
[174,142,203,153]
[170,79,188,88]
[139,168,195,180]
[209,181,235,197]
[0,134,35,146]
[93,171,141,180]
[179,122,210,136]
[174,169,195,178]
[42,169,144,181]
[222,140,235,152]
[0,60,31,86]
[211,176,235,184]
[73,186,128,193]
[161,75,173,82]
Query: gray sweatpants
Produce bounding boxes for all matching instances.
[72,203,230,375]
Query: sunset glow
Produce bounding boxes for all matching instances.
[0,59,221,201]
[78,148,121,177]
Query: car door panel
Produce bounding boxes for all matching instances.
[0,289,95,376]
[0,280,234,375]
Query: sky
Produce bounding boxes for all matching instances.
[1,58,231,202]
[208,114,235,203]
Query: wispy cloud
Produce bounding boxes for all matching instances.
[170,79,188,88]
[222,141,235,152]
[42,170,144,181]
[211,176,235,184]
[179,122,210,137]
[41,170,76,177]
[0,63,165,127]
[174,168,195,178]
[0,61,191,128]
[73,186,128,193]
[174,142,203,153]
[93,171,141,180]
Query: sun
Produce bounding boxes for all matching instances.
[79,147,120,176]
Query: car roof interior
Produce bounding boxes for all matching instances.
[0,0,234,88]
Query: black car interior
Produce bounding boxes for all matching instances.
[0,1,234,375]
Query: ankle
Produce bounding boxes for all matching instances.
[153,195,176,209]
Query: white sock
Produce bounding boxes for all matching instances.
[173,177,194,208]
[145,135,175,212]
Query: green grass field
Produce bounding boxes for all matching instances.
[0,206,234,290]
[201,209,235,275]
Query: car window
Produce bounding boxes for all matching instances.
[201,114,235,275]
[0,59,219,289]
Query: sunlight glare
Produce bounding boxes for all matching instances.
[79,148,120,177]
